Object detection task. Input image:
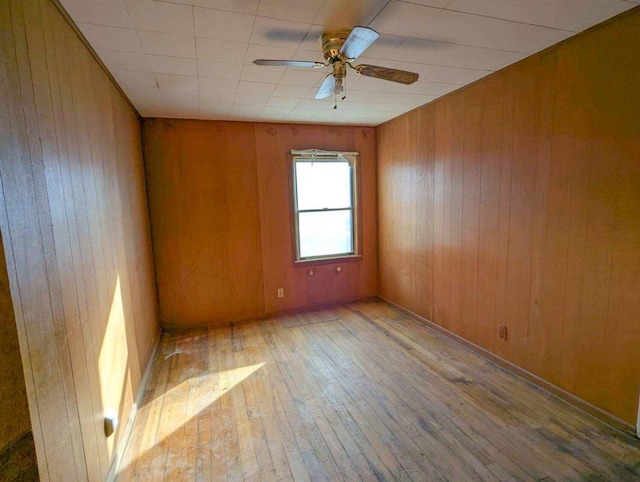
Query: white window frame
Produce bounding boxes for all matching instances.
[291,149,359,263]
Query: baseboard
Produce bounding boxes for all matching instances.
[379,296,637,437]
[105,332,161,481]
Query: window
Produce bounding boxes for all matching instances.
[292,150,358,262]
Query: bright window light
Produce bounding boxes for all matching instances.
[293,154,357,260]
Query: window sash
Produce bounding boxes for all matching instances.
[297,209,354,258]
[292,152,358,261]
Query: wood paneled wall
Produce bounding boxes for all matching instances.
[377,8,640,427]
[144,119,378,329]
[0,0,159,479]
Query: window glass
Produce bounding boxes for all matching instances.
[298,210,353,258]
[295,161,352,210]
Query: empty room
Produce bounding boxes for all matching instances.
[1,0,640,480]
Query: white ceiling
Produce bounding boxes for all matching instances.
[61,0,639,126]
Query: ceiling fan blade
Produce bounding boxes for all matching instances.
[355,64,419,84]
[253,59,325,68]
[315,75,336,99]
[339,26,379,60]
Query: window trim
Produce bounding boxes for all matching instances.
[290,149,360,264]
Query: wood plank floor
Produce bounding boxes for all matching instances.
[117,300,640,481]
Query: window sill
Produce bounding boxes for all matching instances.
[294,254,362,268]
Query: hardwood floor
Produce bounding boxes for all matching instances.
[117,301,640,481]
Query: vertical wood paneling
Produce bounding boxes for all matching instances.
[460,84,483,343]
[447,95,465,336]
[475,73,503,352]
[0,0,160,479]
[432,101,447,328]
[144,121,377,329]
[144,120,264,329]
[526,52,557,381]
[377,7,640,426]
[415,106,435,320]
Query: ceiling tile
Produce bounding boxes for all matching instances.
[351,76,459,96]
[359,58,490,84]
[124,0,194,35]
[256,112,287,120]
[148,55,198,76]
[257,0,324,23]
[124,85,163,103]
[245,44,298,63]
[337,100,416,112]
[249,17,310,48]
[111,68,157,87]
[131,103,156,117]
[266,97,301,107]
[344,90,431,105]
[77,24,142,52]
[62,0,132,28]
[296,99,332,109]
[285,108,318,121]
[234,93,270,106]
[196,37,248,62]
[155,73,199,91]
[231,103,263,112]
[279,69,327,87]
[138,30,196,57]
[199,90,236,103]
[272,84,312,99]
[260,106,294,116]
[387,37,526,70]
[198,60,244,79]
[156,108,201,120]
[291,48,326,64]
[447,0,635,32]
[200,102,233,116]
[230,104,263,117]
[194,8,255,42]
[199,77,239,93]
[161,89,200,101]
[240,63,285,83]
[192,0,259,15]
[359,35,405,60]
[298,25,324,51]
[163,99,200,111]
[412,9,573,54]
[369,1,441,37]
[236,81,277,96]
[312,0,390,27]
[97,50,152,71]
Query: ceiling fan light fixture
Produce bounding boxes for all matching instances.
[252,26,419,105]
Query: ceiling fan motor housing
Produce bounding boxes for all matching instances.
[321,29,352,62]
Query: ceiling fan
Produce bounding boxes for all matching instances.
[253,26,419,102]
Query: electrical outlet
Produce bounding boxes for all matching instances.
[277,288,284,298]
[499,325,507,340]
